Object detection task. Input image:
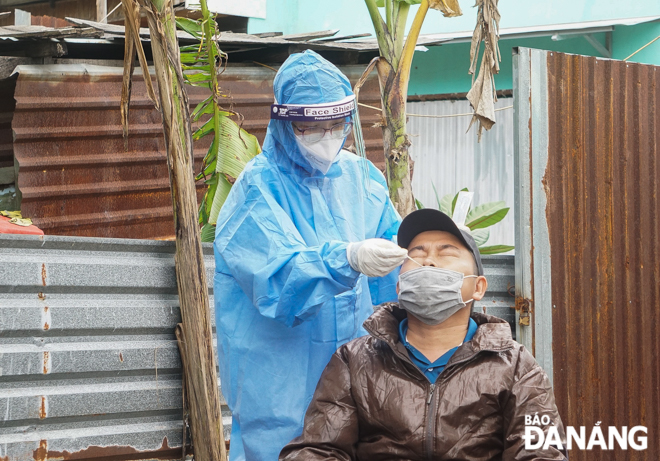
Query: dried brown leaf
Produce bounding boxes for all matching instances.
[120,4,137,150]
[122,0,158,108]
[428,0,463,17]
[467,52,496,142]
[467,0,500,140]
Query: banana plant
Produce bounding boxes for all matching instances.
[176,5,261,243]
[120,0,227,458]
[362,0,500,218]
[418,185,514,254]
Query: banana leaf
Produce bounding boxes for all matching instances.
[478,244,514,255]
[431,182,442,211]
[465,201,509,230]
[180,52,208,64]
[191,95,214,121]
[200,222,216,242]
[208,173,234,225]
[184,72,212,86]
[439,192,453,216]
[175,17,203,38]
[182,64,212,72]
[471,228,490,247]
[178,8,261,233]
[375,0,462,17]
[450,187,469,216]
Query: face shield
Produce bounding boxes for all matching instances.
[271,94,370,187]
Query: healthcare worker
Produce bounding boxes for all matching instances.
[213,50,407,460]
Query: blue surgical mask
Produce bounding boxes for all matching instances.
[398,260,478,325]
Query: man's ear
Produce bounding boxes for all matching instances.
[472,276,488,301]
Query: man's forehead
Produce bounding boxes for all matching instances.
[408,230,467,251]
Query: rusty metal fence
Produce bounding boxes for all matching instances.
[0,233,514,460]
[7,63,384,240]
[514,47,660,460]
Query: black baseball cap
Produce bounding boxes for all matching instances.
[397,208,484,276]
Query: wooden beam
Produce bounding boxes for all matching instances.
[0,56,40,79]
[97,0,108,23]
[0,25,102,39]
[280,29,339,41]
[0,39,67,58]
[14,9,30,26]
[314,33,372,42]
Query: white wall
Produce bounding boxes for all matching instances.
[408,97,514,251]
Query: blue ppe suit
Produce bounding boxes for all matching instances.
[213,50,401,461]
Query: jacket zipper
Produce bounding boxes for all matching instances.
[421,348,515,460]
[424,383,437,460]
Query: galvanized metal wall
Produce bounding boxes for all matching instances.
[471,253,516,333]
[10,64,383,239]
[0,233,515,460]
[0,234,228,461]
[514,47,660,460]
[407,98,515,250]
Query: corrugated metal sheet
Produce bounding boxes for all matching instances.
[407,97,515,250]
[0,233,228,461]
[472,254,516,335]
[514,47,660,459]
[512,48,553,372]
[30,15,74,29]
[9,63,383,239]
[0,233,514,460]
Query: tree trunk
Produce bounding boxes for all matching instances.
[377,59,416,217]
[139,1,227,460]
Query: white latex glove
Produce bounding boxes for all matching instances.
[347,239,408,277]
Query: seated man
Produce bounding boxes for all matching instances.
[280,208,568,461]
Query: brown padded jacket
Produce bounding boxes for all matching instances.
[280,303,568,461]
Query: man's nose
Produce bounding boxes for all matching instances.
[422,258,437,267]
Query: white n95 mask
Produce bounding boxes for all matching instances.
[294,135,344,174]
[398,266,478,325]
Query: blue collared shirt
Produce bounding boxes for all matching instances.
[399,317,478,383]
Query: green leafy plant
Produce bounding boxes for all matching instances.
[361,0,500,217]
[361,0,462,217]
[176,5,261,242]
[418,185,514,254]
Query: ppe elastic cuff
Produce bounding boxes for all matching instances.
[346,241,362,273]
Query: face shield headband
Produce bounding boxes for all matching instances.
[271,95,369,188]
[270,94,355,122]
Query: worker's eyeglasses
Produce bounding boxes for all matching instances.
[292,121,353,143]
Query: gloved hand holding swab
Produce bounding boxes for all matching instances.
[347,239,409,277]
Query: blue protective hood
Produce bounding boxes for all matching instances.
[264,50,354,174]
